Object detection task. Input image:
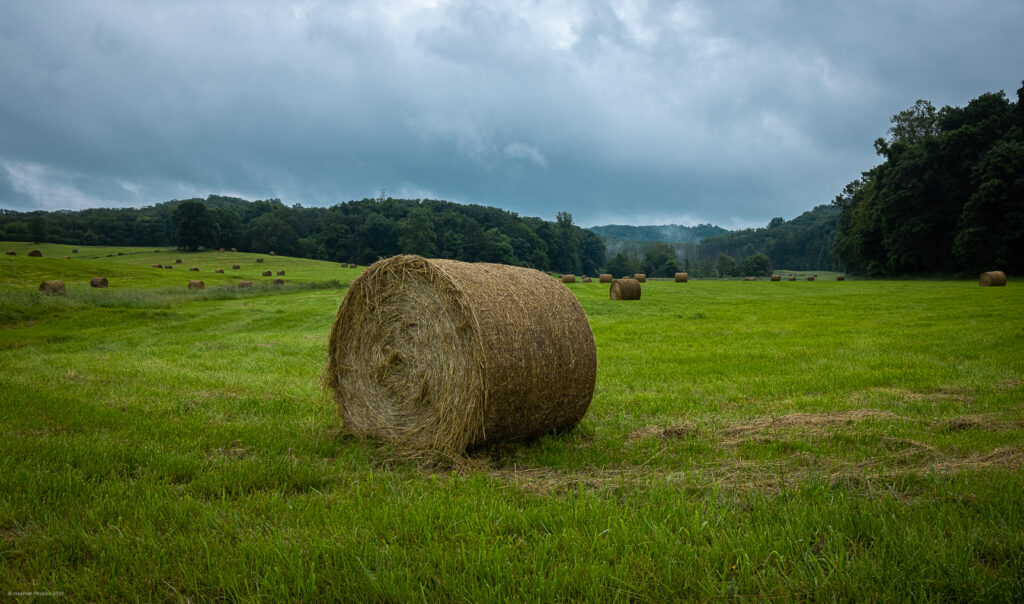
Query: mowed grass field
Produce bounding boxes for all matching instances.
[2,242,1023,601]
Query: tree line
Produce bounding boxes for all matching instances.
[0,195,605,275]
[834,82,1024,275]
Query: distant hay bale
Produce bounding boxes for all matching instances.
[62,256,69,259]
[188,280,205,290]
[582,276,592,283]
[39,280,65,295]
[979,271,1007,287]
[599,273,612,283]
[325,255,597,453]
[257,258,264,263]
[238,280,253,288]
[164,265,173,269]
[262,270,272,276]
[273,278,285,285]
[28,250,42,257]
[72,248,78,253]
[232,264,240,269]
[674,272,688,282]
[634,273,646,282]
[5,251,15,255]
[743,276,756,281]
[788,275,796,281]
[277,270,285,276]
[807,276,815,281]
[89,277,108,288]
[219,247,225,252]
[189,267,199,271]
[771,274,781,281]
[231,247,238,252]
[837,275,845,281]
[215,269,224,273]
[269,251,276,256]
[561,274,576,283]
[610,278,642,300]
[175,258,182,264]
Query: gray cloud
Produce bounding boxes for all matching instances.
[1,0,1021,226]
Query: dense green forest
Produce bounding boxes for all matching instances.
[834,82,1024,275]
[589,223,728,245]
[0,196,605,275]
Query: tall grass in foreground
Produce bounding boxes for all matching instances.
[1,272,1022,600]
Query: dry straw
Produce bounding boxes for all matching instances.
[561,274,576,283]
[188,280,205,290]
[39,280,65,294]
[979,271,1007,286]
[599,273,612,283]
[675,272,688,283]
[610,278,641,300]
[325,255,597,453]
[90,277,108,288]
[634,273,646,283]
[771,274,781,281]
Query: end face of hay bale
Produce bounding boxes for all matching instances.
[610,278,642,300]
[599,273,612,283]
[39,280,65,294]
[979,271,1007,286]
[770,274,781,281]
[232,264,240,269]
[28,250,42,257]
[90,277,108,288]
[262,270,272,276]
[238,280,252,288]
[326,255,597,453]
[561,274,576,283]
[674,272,688,282]
[273,278,284,285]
[633,273,646,282]
[277,270,285,276]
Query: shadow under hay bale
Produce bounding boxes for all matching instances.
[561,274,576,283]
[28,250,42,257]
[90,277,108,288]
[610,278,641,300]
[675,272,688,282]
[262,270,272,276]
[188,280,205,290]
[979,271,1007,287]
[39,280,65,294]
[633,273,646,283]
[599,273,612,283]
[325,255,598,454]
[273,278,285,285]
[277,270,285,276]
[238,280,252,288]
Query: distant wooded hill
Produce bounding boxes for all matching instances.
[588,223,729,244]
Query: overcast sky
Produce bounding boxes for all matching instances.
[1,1,1021,227]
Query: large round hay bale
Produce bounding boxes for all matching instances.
[770,274,781,281]
[39,280,65,294]
[71,248,78,253]
[238,280,252,288]
[232,264,240,269]
[325,255,597,453]
[152,264,163,268]
[5,251,15,255]
[262,270,272,276]
[273,278,285,285]
[188,280,205,290]
[269,251,276,256]
[231,247,237,252]
[674,272,688,283]
[28,250,42,257]
[807,276,815,281]
[599,273,612,283]
[256,258,264,263]
[633,273,646,283]
[219,247,225,252]
[164,265,173,269]
[837,275,845,281]
[175,258,182,264]
[277,270,285,276]
[610,278,641,300]
[215,269,224,273]
[561,274,576,283]
[90,277,108,288]
[979,271,1007,287]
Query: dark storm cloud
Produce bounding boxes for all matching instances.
[1,0,1022,226]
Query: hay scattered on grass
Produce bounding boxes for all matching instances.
[28,250,42,257]
[633,273,646,282]
[979,271,1007,286]
[39,280,65,294]
[188,280,205,290]
[599,273,612,283]
[325,254,597,454]
[90,277,108,288]
[674,272,688,282]
[610,278,641,300]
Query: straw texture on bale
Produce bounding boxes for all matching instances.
[979,271,1007,286]
[262,270,272,276]
[6,251,16,255]
[39,280,65,294]
[90,277,108,288]
[634,273,646,283]
[238,280,252,288]
[599,273,612,283]
[28,250,42,257]
[771,274,781,281]
[609,278,641,300]
[674,272,688,282]
[325,255,598,453]
[188,280,205,290]
[561,274,576,283]
[277,270,285,276]
[273,278,285,285]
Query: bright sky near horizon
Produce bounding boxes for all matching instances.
[1,0,1021,228]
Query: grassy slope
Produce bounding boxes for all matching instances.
[2,245,1023,600]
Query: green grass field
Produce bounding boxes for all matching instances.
[2,243,1023,600]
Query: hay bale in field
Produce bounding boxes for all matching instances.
[219,247,225,252]
[675,272,688,283]
[72,248,78,253]
[582,276,592,283]
[273,278,284,285]
[561,274,576,283]
[188,280,205,290]
[28,250,42,257]
[39,280,65,294]
[232,264,240,269]
[269,251,276,256]
[231,247,238,252]
[257,257,264,263]
[634,273,646,283]
[164,265,173,269]
[771,274,781,281]
[262,270,272,276]
[5,251,15,255]
[807,276,815,281]
[153,264,163,268]
[837,275,845,281]
[325,255,598,453]
[238,280,253,288]
[90,277,108,288]
[979,271,1007,287]
[277,270,285,276]
[743,276,756,281]
[610,278,641,300]
[788,275,796,281]
[599,273,612,283]
[189,267,199,272]
[175,258,182,264]
[62,256,69,259]
[215,269,224,273]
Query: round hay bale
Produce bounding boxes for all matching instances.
[5,251,15,255]
[72,248,78,253]
[277,270,285,276]
[674,272,688,283]
[215,269,224,273]
[269,251,276,256]
[164,265,173,269]
[219,247,225,252]
[633,273,646,283]
[28,250,42,257]
[582,276,592,283]
[188,280,205,290]
[610,278,641,300]
[599,273,612,283]
[807,276,815,281]
[273,278,285,285]
[189,267,199,272]
[770,274,781,281]
[89,277,108,288]
[238,280,253,288]
[788,275,796,281]
[743,276,756,281]
[262,270,272,276]
[561,274,576,283]
[232,264,240,269]
[39,280,65,294]
[325,255,597,453]
[837,275,845,281]
[231,247,238,252]
[153,264,163,268]
[175,258,182,264]
[256,257,264,263]
[979,271,1007,287]
[62,256,69,259]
